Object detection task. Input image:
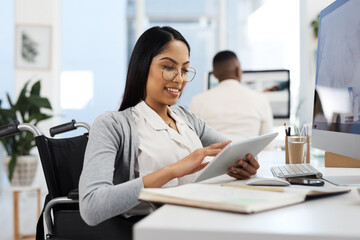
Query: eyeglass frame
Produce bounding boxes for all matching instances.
[151,65,196,82]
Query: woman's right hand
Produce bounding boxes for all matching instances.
[171,140,231,178]
[143,140,231,188]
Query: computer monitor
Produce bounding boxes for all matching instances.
[312,0,360,162]
[208,69,290,120]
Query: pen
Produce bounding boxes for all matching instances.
[221,184,284,193]
[284,123,291,136]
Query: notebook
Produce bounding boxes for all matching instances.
[139,182,350,214]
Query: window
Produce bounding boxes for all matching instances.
[0,0,14,106]
[127,0,300,114]
[127,0,218,108]
[61,0,127,125]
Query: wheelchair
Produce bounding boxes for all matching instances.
[0,120,135,240]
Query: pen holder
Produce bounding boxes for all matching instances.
[285,135,310,164]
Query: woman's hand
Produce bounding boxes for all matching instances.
[143,141,231,188]
[227,154,260,180]
[172,140,231,178]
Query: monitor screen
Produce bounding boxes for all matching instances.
[312,0,360,160]
[208,69,290,119]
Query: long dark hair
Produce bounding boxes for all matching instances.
[119,26,190,111]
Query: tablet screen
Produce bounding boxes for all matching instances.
[194,132,278,183]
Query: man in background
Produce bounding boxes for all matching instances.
[190,50,273,141]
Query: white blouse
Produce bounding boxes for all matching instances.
[131,101,203,187]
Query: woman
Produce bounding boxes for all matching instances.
[79,26,259,227]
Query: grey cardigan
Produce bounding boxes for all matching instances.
[79,106,227,226]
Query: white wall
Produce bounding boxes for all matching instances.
[15,0,61,130]
[14,0,61,190]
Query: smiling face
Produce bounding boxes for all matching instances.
[145,40,190,113]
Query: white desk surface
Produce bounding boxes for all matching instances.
[134,151,360,240]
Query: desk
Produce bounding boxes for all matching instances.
[134,151,360,240]
[4,186,41,240]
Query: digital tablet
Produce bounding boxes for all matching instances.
[193,132,278,183]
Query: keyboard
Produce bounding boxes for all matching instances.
[271,164,323,179]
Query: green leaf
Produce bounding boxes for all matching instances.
[28,96,52,109]
[30,80,41,96]
[0,109,16,119]
[17,132,33,155]
[16,81,31,105]
[0,138,12,155]
[8,154,17,182]
[28,113,52,125]
[6,93,14,108]
[0,79,53,182]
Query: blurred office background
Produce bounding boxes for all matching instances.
[0,0,333,239]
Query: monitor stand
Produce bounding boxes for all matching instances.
[323,152,360,186]
[325,152,360,168]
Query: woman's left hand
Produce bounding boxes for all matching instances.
[227,154,259,180]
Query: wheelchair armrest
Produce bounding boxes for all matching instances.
[44,197,79,237]
[67,188,79,200]
[0,120,20,137]
[50,119,90,136]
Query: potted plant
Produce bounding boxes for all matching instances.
[310,14,320,39]
[0,79,52,185]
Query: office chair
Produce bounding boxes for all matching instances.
[0,120,133,240]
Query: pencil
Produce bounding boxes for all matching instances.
[222,184,284,193]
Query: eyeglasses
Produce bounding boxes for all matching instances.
[160,66,196,82]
